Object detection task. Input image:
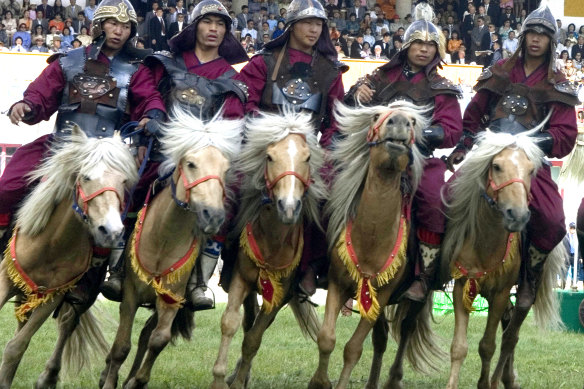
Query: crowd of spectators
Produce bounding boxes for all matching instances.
[0,0,583,86]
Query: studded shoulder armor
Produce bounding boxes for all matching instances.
[430,75,462,96]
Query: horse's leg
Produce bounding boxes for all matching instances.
[211,271,251,389]
[230,305,281,389]
[446,280,470,389]
[0,297,62,389]
[491,302,530,389]
[365,313,389,389]
[499,303,519,389]
[100,285,139,389]
[122,312,158,387]
[35,303,81,389]
[124,302,178,389]
[336,316,376,389]
[308,279,347,389]
[385,301,425,389]
[0,264,16,311]
[477,290,511,389]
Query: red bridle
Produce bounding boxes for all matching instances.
[264,166,312,198]
[75,182,123,216]
[177,165,225,203]
[367,110,415,145]
[486,167,533,203]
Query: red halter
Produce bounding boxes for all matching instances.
[75,182,123,216]
[486,167,532,203]
[367,110,415,145]
[177,165,225,204]
[264,165,312,198]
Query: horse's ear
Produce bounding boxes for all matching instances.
[113,130,122,141]
[69,124,88,142]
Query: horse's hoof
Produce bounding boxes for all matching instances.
[210,382,229,389]
[383,380,403,389]
[308,378,332,389]
[35,373,58,389]
[123,378,146,389]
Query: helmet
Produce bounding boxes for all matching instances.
[190,0,232,30]
[520,2,556,38]
[285,0,327,26]
[402,3,446,59]
[90,0,138,40]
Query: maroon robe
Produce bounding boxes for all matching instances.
[462,58,578,251]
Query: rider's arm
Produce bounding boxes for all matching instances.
[129,63,167,122]
[319,73,345,149]
[542,101,578,159]
[432,93,463,149]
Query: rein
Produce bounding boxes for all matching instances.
[170,165,225,212]
[482,167,532,208]
[72,183,123,223]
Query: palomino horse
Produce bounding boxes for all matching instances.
[309,101,444,389]
[211,110,327,389]
[442,130,565,389]
[0,127,137,388]
[99,107,242,389]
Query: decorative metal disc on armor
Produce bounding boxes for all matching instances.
[174,88,206,106]
[282,78,311,104]
[73,75,111,98]
[501,95,528,116]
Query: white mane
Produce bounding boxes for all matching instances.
[233,109,328,234]
[16,129,138,236]
[442,131,545,264]
[325,100,429,248]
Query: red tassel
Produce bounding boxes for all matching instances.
[360,278,372,313]
[468,279,477,300]
[260,276,274,303]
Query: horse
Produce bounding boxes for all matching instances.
[442,130,565,389]
[309,101,444,389]
[0,127,137,388]
[211,110,326,389]
[99,107,242,389]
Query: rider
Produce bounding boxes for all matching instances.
[221,0,347,295]
[344,3,463,302]
[447,2,579,309]
[0,0,165,300]
[100,0,249,310]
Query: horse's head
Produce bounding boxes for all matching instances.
[486,145,535,232]
[160,105,243,235]
[173,146,230,234]
[265,132,312,224]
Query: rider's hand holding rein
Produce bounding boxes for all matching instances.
[355,83,375,104]
[9,102,32,125]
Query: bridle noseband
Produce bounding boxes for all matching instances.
[483,166,532,208]
[72,182,123,223]
[367,111,415,148]
[170,165,225,212]
[264,167,312,199]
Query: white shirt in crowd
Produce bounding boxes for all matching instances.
[241,27,257,40]
[502,37,518,54]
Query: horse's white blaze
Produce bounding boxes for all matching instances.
[93,207,124,245]
[284,137,299,206]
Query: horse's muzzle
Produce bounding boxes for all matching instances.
[502,206,531,232]
[196,206,226,234]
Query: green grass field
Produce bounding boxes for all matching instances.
[0,299,582,389]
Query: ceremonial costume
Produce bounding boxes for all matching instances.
[452,3,579,308]
[0,0,163,233]
[345,3,463,302]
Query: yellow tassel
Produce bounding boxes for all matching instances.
[462,279,479,313]
[240,225,303,313]
[130,209,199,308]
[336,218,408,322]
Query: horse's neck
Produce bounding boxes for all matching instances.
[351,166,403,270]
[469,201,510,263]
[140,186,198,257]
[252,204,302,268]
[43,198,89,250]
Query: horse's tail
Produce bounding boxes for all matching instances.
[532,242,566,330]
[385,292,445,374]
[171,306,195,343]
[289,295,321,342]
[61,302,109,375]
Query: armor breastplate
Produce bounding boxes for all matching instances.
[56,46,139,138]
[148,52,247,120]
[261,48,339,130]
[476,65,580,131]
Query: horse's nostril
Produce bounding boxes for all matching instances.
[98,226,108,235]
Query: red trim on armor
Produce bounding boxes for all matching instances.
[417,227,441,245]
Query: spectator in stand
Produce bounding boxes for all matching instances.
[388,37,402,57]
[31,10,48,32]
[447,30,462,55]
[175,0,187,22]
[2,0,21,18]
[71,37,81,48]
[259,21,271,39]
[64,18,74,35]
[18,9,32,31]
[45,24,58,45]
[443,15,459,39]
[516,8,527,26]
[242,33,254,51]
[252,6,267,28]
[266,0,279,17]
[0,22,6,45]
[52,0,64,20]
[49,13,64,32]
[349,2,368,22]
[165,5,178,27]
[267,13,277,31]
[331,9,346,32]
[29,34,48,52]
[461,3,475,52]
[12,22,30,48]
[360,41,371,58]
[241,19,257,40]
[484,0,498,27]
[150,8,168,51]
[350,33,364,58]
[499,19,512,42]
[389,14,403,34]
[60,25,73,49]
[256,32,269,50]
[32,24,44,40]
[579,26,584,38]
[360,13,372,33]
[574,52,583,71]
[64,0,82,21]
[236,5,250,31]
[374,32,391,58]
[84,0,97,21]
[3,10,16,41]
[0,40,7,51]
[347,13,360,36]
[167,12,186,38]
[363,26,375,47]
[339,29,349,57]
[374,17,388,37]
[500,6,515,29]
[10,35,25,51]
[279,7,286,22]
[372,44,388,60]
[36,0,53,21]
[477,5,490,27]
[502,29,518,57]
[73,11,89,35]
[48,31,65,53]
[452,43,466,63]
[22,0,34,19]
[564,57,578,82]
[490,38,502,65]
[330,23,340,40]
[572,35,584,60]
[272,20,285,39]
[556,19,567,44]
[76,25,91,46]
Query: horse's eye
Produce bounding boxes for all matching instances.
[387,118,394,125]
[267,155,273,162]
[187,162,196,169]
[529,169,535,176]
[306,155,311,163]
[492,163,501,172]
[373,113,380,121]
[411,118,416,126]
[82,175,91,182]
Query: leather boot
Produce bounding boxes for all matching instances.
[298,265,317,297]
[402,242,440,302]
[515,244,547,310]
[100,243,126,302]
[187,239,221,311]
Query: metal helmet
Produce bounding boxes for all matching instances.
[90,0,138,40]
[285,0,327,26]
[402,3,446,59]
[190,0,232,31]
[520,2,557,38]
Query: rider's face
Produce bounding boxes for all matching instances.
[196,15,226,50]
[407,40,437,71]
[524,31,550,58]
[289,18,323,53]
[102,19,132,53]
